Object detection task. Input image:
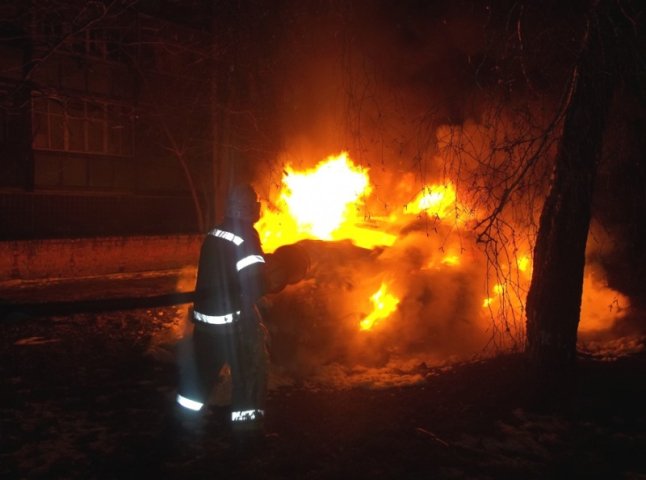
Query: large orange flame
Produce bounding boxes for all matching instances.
[257,152,398,252]
[284,153,368,238]
[257,152,466,253]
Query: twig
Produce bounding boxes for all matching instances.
[416,427,450,447]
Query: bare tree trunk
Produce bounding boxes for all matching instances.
[525,0,619,369]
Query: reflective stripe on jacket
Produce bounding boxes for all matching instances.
[192,220,266,318]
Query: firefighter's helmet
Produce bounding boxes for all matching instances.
[226,183,260,222]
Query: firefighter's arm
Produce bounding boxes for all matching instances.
[238,261,266,307]
[262,244,310,294]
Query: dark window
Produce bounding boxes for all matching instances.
[31,95,133,156]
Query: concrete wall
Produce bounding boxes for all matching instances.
[0,235,202,281]
[0,192,199,240]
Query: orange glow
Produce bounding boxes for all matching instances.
[441,254,460,266]
[360,283,400,331]
[257,152,397,252]
[407,183,457,219]
[421,251,463,270]
[482,283,505,308]
[517,255,531,273]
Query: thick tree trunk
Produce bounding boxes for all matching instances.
[525,1,618,369]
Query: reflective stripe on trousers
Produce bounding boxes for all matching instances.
[177,395,264,423]
[231,409,264,422]
[193,310,240,325]
[177,394,204,411]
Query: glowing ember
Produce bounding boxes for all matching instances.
[482,283,505,308]
[517,255,531,273]
[257,152,397,252]
[360,283,400,331]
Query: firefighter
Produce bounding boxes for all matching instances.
[176,183,269,442]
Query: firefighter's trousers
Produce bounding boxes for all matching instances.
[176,308,269,433]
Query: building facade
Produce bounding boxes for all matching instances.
[0,1,215,239]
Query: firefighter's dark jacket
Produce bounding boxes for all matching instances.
[193,217,265,318]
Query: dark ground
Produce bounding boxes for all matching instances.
[1,273,646,479]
